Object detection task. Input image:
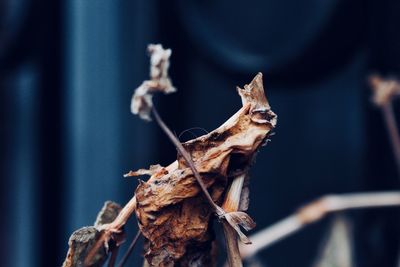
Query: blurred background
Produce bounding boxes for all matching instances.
[1,0,400,266]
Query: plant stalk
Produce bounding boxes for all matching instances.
[240,191,400,259]
[222,173,246,267]
[117,230,141,267]
[382,102,400,176]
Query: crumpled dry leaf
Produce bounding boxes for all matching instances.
[133,73,276,266]
[130,44,176,121]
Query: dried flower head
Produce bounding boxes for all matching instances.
[130,44,176,120]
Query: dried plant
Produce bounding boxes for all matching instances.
[62,45,400,267]
[63,44,277,267]
[129,44,276,266]
[369,74,400,175]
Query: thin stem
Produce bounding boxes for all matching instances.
[382,102,400,175]
[110,196,137,229]
[240,192,400,259]
[108,247,119,267]
[223,222,243,267]
[369,75,400,176]
[117,230,141,267]
[151,106,222,214]
[222,174,245,212]
[222,174,246,267]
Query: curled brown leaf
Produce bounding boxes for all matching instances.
[133,73,276,266]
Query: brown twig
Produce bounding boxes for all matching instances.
[108,196,137,230]
[239,192,400,259]
[117,230,141,267]
[369,75,400,175]
[382,102,400,175]
[222,173,247,267]
[108,247,119,267]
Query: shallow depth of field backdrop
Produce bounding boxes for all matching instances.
[1,1,400,267]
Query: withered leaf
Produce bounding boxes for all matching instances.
[134,73,276,266]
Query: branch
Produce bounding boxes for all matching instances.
[382,103,400,172]
[239,192,400,259]
[108,247,119,267]
[369,75,400,175]
[222,173,248,267]
[117,230,141,267]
